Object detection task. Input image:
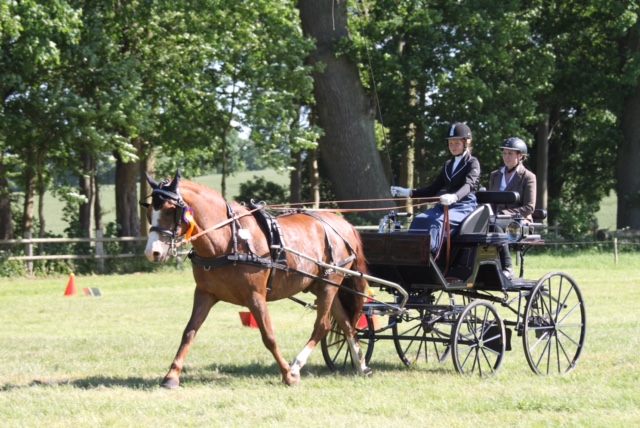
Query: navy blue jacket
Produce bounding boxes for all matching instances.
[412,151,480,200]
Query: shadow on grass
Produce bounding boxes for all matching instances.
[0,360,454,391]
[0,376,162,391]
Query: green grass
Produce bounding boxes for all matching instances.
[42,169,289,236]
[1,253,639,427]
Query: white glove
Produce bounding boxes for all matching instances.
[439,193,458,205]
[390,186,411,198]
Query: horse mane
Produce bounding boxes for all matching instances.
[178,179,247,214]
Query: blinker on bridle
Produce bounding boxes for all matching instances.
[140,170,190,256]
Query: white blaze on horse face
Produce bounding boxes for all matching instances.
[145,209,170,262]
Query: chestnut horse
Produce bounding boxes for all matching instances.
[142,170,370,388]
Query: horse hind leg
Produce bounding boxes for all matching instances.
[289,285,372,382]
[289,289,335,382]
[331,295,372,377]
[162,288,217,389]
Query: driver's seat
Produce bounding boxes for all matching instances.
[458,205,491,235]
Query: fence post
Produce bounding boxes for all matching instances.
[614,238,618,266]
[95,228,105,273]
[24,230,33,277]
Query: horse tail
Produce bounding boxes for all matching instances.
[338,229,369,329]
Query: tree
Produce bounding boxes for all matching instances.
[0,0,81,238]
[298,0,390,213]
[616,15,640,229]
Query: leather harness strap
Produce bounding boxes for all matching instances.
[188,207,357,285]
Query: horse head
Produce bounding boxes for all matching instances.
[142,169,191,262]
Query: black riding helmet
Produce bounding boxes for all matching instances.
[499,137,528,155]
[447,122,472,151]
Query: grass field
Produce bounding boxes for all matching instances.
[1,253,639,427]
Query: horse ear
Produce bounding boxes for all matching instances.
[167,168,181,192]
[145,171,159,189]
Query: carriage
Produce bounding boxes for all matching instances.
[143,171,586,387]
[320,191,587,378]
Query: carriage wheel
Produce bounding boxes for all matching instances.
[451,300,505,378]
[392,291,462,366]
[523,271,586,375]
[321,315,375,373]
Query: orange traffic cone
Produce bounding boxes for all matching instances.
[64,273,77,296]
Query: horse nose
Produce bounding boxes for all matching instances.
[153,251,162,262]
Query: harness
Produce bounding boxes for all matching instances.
[187,205,357,288]
[142,177,359,291]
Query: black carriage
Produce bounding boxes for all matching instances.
[321,191,587,378]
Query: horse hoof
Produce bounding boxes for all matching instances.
[161,377,180,389]
[283,373,300,387]
[363,367,373,377]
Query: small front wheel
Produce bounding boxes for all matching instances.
[451,300,505,378]
[321,315,375,373]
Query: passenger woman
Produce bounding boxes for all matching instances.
[391,122,480,257]
[489,137,537,278]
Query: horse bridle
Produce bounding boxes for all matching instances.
[140,187,189,257]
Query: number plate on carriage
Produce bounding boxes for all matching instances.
[477,245,498,261]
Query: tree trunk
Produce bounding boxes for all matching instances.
[298,0,389,211]
[36,148,48,252]
[290,150,302,204]
[139,146,154,237]
[22,159,36,237]
[79,150,94,238]
[536,114,549,212]
[308,147,320,208]
[617,29,640,230]
[113,147,140,239]
[617,83,640,229]
[0,153,14,246]
[399,78,417,213]
[94,170,103,233]
[220,138,228,198]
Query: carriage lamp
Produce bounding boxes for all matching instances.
[505,215,529,242]
[506,221,523,242]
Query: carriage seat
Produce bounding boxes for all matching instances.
[458,205,491,235]
[457,191,521,236]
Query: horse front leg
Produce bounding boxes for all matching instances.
[162,288,217,389]
[248,295,296,386]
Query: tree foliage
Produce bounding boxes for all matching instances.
[2,0,640,242]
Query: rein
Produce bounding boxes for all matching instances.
[175,206,262,248]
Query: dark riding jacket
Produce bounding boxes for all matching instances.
[489,163,536,220]
[411,151,481,201]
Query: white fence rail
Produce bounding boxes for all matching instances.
[2,225,637,276]
[0,231,159,275]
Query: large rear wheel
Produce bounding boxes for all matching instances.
[321,315,375,373]
[451,300,505,378]
[523,271,586,375]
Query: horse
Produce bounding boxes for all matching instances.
[142,169,371,388]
